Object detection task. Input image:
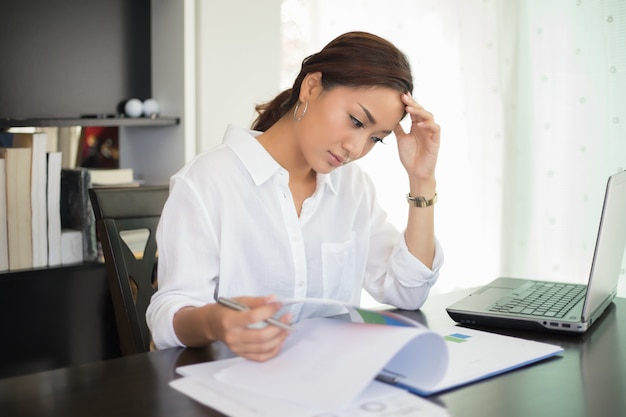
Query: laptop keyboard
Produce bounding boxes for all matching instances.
[488,282,586,318]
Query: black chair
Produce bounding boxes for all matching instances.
[89,186,169,355]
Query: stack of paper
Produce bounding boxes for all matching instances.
[172,360,449,417]
[169,303,563,416]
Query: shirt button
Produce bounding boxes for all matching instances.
[297,281,304,287]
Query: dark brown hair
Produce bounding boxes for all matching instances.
[251,31,413,132]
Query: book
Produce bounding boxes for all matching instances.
[0,147,33,270]
[172,298,564,413]
[60,168,97,262]
[46,152,63,267]
[60,229,83,265]
[58,126,81,169]
[41,127,59,152]
[88,167,135,186]
[12,132,49,268]
[0,159,8,271]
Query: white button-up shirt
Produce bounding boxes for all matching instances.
[146,125,443,349]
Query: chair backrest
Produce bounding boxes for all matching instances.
[89,186,169,355]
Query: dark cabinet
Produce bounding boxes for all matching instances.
[0,263,121,379]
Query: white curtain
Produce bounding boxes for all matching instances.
[281,0,626,298]
[504,0,626,294]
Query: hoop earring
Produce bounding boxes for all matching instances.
[293,100,308,121]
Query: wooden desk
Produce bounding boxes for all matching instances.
[1,291,624,417]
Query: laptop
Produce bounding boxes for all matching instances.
[446,170,626,333]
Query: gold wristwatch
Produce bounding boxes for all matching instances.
[406,192,438,207]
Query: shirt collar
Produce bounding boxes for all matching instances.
[223,124,281,186]
[317,172,338,195]
[223,124,339,195]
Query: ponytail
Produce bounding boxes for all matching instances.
[252,89,295,132]
[251,32,413,132]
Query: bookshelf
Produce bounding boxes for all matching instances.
[0,117,179,129]
[0,0,191,185]
[0,1,191,376]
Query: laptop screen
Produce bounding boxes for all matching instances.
[583,171,626,320]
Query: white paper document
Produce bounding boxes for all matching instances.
[408,326,564,395]
[170,307,563,415]
[172,358,449,417]
[212,317,447,409]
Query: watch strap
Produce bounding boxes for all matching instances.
[406,192,438,207]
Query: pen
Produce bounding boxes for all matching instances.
[217,297,295,332]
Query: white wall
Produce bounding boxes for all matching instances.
[121,0,282,184]
[120,0,196,185]
[196,0,283,152]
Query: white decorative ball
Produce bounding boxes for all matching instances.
[124,98,143,118]
[143,98,161,118]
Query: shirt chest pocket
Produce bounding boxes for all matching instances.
[321,232,357,301]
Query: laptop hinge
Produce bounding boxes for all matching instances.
[582,289,616,323]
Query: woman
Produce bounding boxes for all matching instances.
[146,31,443,361]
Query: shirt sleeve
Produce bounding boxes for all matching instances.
[145,174,220,349]
[360,175,444,310]
[379,233,444,309]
